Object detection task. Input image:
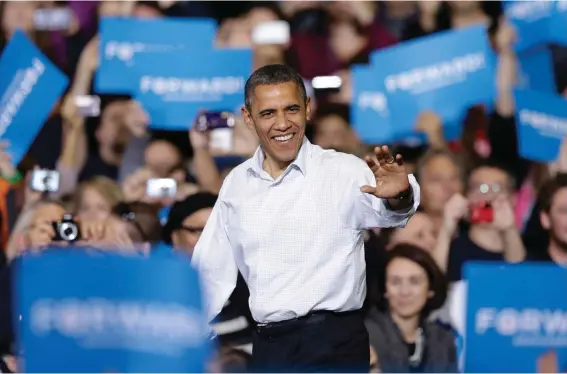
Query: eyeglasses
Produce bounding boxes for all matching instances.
[469,183,503,195]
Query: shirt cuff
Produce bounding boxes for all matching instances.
[379,175,420,227]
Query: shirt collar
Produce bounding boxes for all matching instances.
[248,136,311,177]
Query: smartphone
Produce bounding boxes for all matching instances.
[252,21,290,45]
[193,111,236,132]
[74,95,101,117]
[33,8,72,31]
[30,170,60,193]
[469,202,493,223]
[146,178,177,199]
[311,75,342,93]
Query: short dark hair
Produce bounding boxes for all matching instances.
[376,244,448,318]
[539,173,567,213]
[244,64,307,110]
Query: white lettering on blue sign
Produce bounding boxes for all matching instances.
[475,308,567,347]
[30,298,206,354]
[140,75,244,97]
[0,58,45,137]
[520,109,567,137]
[384,53,486,95]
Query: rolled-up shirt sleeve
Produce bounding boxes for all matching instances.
[340,155,420,230]
[191,183,238,324]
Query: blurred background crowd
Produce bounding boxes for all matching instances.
[0,0,566,372]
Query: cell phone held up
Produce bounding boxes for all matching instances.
[469,202,493,223]
[193,111,236,132]
[52,214,81,242]
[30,170,60,193]
[146,178,177,199]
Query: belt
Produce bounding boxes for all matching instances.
[255,309,362,338]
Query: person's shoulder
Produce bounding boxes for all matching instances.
[424,321,457,347]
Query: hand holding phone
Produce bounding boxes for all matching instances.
[469,202,493,223]
[146,178,177,199]
[33,8,73,31]
[30,170,60,193]
[74,95,101,117]
[252,21,290,45]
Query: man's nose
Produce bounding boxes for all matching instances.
[274,112,291,131]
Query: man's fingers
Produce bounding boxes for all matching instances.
[360,185,376,194]
[381,145,395,164]
[364,156,379,172]
[374,146,386,166]
[395,154,404,166]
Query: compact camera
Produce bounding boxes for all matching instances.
[146,178,177,199]
[30,170,60,193]
[469,202,493,223]
[52,214,81,242]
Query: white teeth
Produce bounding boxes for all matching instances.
[274,134,293,142]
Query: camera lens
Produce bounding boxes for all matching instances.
[59,222,78,241]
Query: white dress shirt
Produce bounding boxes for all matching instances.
[192,138,420,324]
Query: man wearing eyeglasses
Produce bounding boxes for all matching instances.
[433,162,527,282]
[162,192,255,353]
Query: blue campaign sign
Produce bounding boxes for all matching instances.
[0,31,68,165]
[133,49,252,130]
[96,17,217,94]
[514,89,567,162]
[369,26,495,138]
[517,46,557,93]
[350,65,394,144]
[505,1,567,52]
[464,263,567,372]
[15,248,210,372]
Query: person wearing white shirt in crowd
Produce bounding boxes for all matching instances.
[192,64,420,372]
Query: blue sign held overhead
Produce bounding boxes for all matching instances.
[464,263,567,373]
[15,248,211,373]
[514,89,567,162]
[517,46,557,93]
[367,25,495,140]
[504,1,567,52]
[133,49,252,130]
[96,17,218,94]
[0,31,68,166]
[351,65,394,144]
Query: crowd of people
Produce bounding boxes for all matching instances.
[0,0,566,372]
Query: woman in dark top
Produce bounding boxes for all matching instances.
[365,244,457,373]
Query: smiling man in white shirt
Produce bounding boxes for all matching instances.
[192,64,420,372]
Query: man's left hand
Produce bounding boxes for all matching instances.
[360,146,411,199]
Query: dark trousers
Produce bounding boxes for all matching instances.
[251,310,369,373]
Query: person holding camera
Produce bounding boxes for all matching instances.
[432,162,526,282]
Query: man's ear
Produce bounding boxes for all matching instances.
[241,105,255,131]
[540,211,552,230]
[306,97,312,121]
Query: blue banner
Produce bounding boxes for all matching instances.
[464,263,567,372]
[96,17,217,94]
[351,65,393,144]
[133,49,252,130]
[365,26,494,141]
[517,46,557,93]
[514,89,567,162]
[15,248,210,372]
[0,31,68,165]
[504,1,567,52]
